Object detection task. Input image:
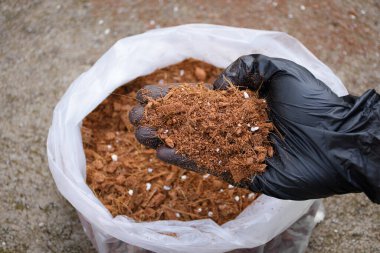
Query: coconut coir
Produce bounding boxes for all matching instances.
[82,59,259,225]
[142,84,274,184]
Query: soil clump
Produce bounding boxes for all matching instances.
[142,84,273,183]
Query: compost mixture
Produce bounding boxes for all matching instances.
[142,84,273,183]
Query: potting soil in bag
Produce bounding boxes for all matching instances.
[48,24,347,253]
[82,59,264,225]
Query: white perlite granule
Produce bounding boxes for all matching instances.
[250,126,259,132]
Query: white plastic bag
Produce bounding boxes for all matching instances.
[48,24,345,253]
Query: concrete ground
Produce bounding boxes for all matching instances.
[0,0,379,252]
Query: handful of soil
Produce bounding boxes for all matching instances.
[142,84,274,184]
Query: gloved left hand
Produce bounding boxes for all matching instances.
[129,54,380,203]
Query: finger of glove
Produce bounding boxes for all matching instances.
[248,132,295,196]
[213,55,261,91]
[129,105,144,126]
[130,85,170,128]
[156,146,202,172]
[249,160,324,201]
[157,146,239,186]
[136,85,170,104]
[268,76,349,127]
[135,126,162,149]
[249,132,332,200]
[214,54,331,96]
[213,54,292,92]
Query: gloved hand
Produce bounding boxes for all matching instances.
[130,54,380,203]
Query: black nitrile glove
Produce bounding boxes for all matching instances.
[130,54,380,203]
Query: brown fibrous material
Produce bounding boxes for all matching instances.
[82,59,260,225]
[142,84,274,183]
